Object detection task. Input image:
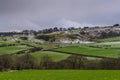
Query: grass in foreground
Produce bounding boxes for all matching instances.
[0,70,120,80]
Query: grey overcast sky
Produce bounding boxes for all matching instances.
[0,0,120,31]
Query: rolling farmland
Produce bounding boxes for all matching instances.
[1,36,120,79]
[1,1,120,79]
[55,46,120,58]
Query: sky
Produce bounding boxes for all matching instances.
[0,0,120,31]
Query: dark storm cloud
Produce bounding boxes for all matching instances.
[0,0,120,31]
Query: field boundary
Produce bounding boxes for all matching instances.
[49,49,116,59]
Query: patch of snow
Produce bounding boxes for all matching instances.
[57,39,94,44]
[97,41,120,45]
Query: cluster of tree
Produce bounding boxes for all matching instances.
[38,27,77,34]
[38,25,120,34]
[35,34,55,42]
[113,24,120,27]
[0,23,120,37]
[13,24,120,35]
[100,30,120,38]
[1,54,120,71]
[35,33,79,42]
[19,36,28,40]
[79,29,120,41]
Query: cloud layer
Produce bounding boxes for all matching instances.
[0,0,120,31]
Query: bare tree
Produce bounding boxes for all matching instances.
[40,55,54,69]
[0,55,13,69]
[14,53,37,70]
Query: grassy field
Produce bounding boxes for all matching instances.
[0,41,18,45]
[0,45,30,55]
[55,46,120,58]
[15,51,70,62]
[31,51,70,62]
[92,41,120,49]
[97,36,120,42]
[95,41,120,45]
[0,37,3,41]
[0,70,120,80]
[35,43,80,49]
[23,42,58,49]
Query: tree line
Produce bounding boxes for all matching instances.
[1,54,120,71]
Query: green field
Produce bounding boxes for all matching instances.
[91,41,120,49]
[36,43,80,49]
[97,36,120,42]
[0,41,18,45]
[0,70,120,80]
[95,41,120,45]
[23,42,58,49]
[0,37,3,41]
[0,45,30,55]
[55,46,120,58]
[15,51,70,62]
[31,51,70,62]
